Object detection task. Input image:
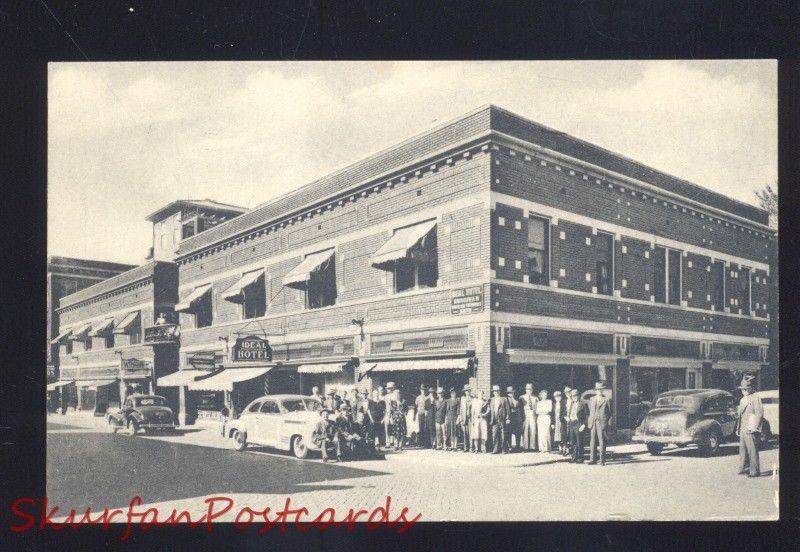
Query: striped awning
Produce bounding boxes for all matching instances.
[283,249,334,287]
[113,311,141,334]
[507,349,618,366]
[713,360,763,373]
[222,269,265,302]
[629,356,705,369]
[369,357,471,372]
[175,284,211,312]
[50,328,73,344]
[157,370,203,387]
[89,317,115,337]
[188,367,271,392]
[46,380,74,391]
[70,323,92,340]
[76,379,118,390]
[371,219,437,266]
[297,363,346,374]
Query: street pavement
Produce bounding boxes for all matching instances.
[46,415,779,522]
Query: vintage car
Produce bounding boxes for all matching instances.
[223,394,323,459]
[107,394,176,435]
[752,389,779,442]
[579,389,651,427]
[633,389,738,456]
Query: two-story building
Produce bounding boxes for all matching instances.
[157,104,772,429]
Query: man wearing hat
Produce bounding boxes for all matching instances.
[382,382,397,448]
[552,390,567,454]
[562,386,573,457]
[587,382,612,465]
[433,387,448,450]
[425,387,437,448]
[736,375,764,477]
[519,383,538,451]
[567,388,588,463]
[414,384,432,448]
[487,384,511,454]
[444,387,460,450]
[323,388,341,412]
[312,408,340,462]
[506,386,523,452]
[457,384,472,452]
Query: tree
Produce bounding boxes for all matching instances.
[755,183,779,388]
[755,183,778,229]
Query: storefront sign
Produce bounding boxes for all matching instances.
[188,351,217,370]
[451,286,483,315]
[232,335,273,362]
[121,358,151,380]
[144,323,180,345]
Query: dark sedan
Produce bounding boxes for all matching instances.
[632,389,738,456]
[107,394,176,435]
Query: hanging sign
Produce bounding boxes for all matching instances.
[232,335,273,362]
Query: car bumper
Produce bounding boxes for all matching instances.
[141,423,175,430]
[632,434,694,444]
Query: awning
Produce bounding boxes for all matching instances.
[371,219,437,266]
[175,284,212,312]
[50,328,73,344]
[188,367,271,392]
[629,356,705,369]
[222,269,265,302]
[297,363,346,374]
[113,311,141,334]
[76,379,118,390]
[507,349,618,366]
[713,360,763,373]
[369,357,471,372]
[89,317,115,337]
[157,370,203,387]
[283,249,335,287]
[46,380,74,391]
[70,323,92,340]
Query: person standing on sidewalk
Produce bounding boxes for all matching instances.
[369,389,385,450]
[433,387,447,450]
[568,388,587,463]
[563,386,573,457]
[469,389,488,453]
[457,384,472,452]
[425,386,436,449]
[552,390,567,454]
[488,385,511,454]
[444,388,460,451]
[506,386,522,452]
[519,383,538,451]
[414,384,432,448]
[736,376,763,477]
[587,382,612,465]
[383,382,397,449]
[535,389,553,453]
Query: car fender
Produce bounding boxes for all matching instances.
[688,418,721,439]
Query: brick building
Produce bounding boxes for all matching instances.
[47,256,136,382]
[158,105,772,429]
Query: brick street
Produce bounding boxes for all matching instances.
[47,415,779,523]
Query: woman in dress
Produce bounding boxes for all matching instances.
[390,390,406,451]
[535,389,553,452]
[551,390,565,454]
[405,400,419,446]
[469,389,489,453]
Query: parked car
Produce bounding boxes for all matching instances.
[223,395,323,459]
[107,394,176,435]
[752,389,779,443]
[579,389,651,427]
[633,389,737,456]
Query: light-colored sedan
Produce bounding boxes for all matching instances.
[752,390,779,440]
[222,395,322,458]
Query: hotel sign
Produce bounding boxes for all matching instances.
[232,335,273,363]
[451,286,483,315]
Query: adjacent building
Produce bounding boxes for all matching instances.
[162,105,774,429]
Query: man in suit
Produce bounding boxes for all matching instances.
[425,386,436,448]
[506,386,522,452]
[383,382,396,448]
[368,389,385,449]
[444,388,460,451]
[567,388,587,463]
[488,384,511,454]
[457,384,472,452]
[433,387,448,450]
[562,386,573,457]
[414,384,432,448]
[323,388,341,412]
[736,376,764,477]
[587,382,612,465]
[312,409,341,462]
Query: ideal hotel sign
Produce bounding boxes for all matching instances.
[232,335,273,363]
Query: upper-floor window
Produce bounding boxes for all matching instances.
[739,267,751,314]
[182,221,196,239]
[654,246,682,305]
[307,256,337,308]
[194,291,213,327]
[83,335,92,351]
[527,216,550,285]
[222,269,266,319]
[595,231,614,296]
[709,260,725,311]
[105,333,115,348]
[370,219,438,294]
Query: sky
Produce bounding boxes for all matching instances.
[48,60,777,265]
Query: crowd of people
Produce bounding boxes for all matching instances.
[311,380,614,465]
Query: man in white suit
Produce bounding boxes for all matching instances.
[736,376,764,477]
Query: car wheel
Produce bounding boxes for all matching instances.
[292,435,309,459]
[232,430,247,451]
[126,419,139,436]
[704,429,722,456]
[646,443,664,455]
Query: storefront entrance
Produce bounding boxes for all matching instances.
[631,368,688,403]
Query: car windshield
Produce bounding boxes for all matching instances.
[654,394,701,409]
[282,398,322,412]
[136,397,166,407]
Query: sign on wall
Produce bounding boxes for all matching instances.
[144,323,180,345]
[451,286,483,315]
[232,335,273,363]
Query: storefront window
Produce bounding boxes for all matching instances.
[527,215,549,285]
[307,256,336,309]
